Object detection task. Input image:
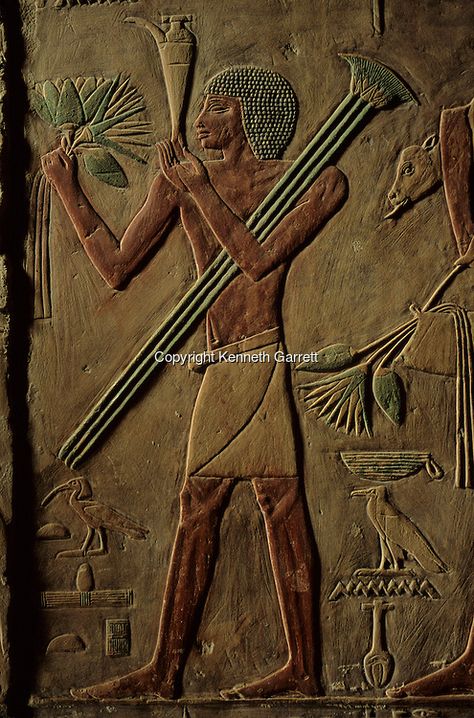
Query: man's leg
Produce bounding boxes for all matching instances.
[387,616,474,697]
[223,477,320,699]
[72,476,234,700]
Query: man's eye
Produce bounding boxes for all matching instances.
[402,163,415,176]
[208,105,228,113]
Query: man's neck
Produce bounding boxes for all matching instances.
[221,141,261,170]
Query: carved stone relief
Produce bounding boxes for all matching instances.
[0,0,472,716]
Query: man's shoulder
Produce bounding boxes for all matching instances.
[319,165,347,184]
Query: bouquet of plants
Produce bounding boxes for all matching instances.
[297,318,419,437]
[297,269,473,490]
[31,74,151,185]
[29,75,152,317]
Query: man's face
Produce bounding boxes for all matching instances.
[194,94,247,151]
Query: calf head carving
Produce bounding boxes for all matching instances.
[385,134,441,218]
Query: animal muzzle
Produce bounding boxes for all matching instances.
[384,194,410,219]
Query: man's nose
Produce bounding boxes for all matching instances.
[194,113,205,128]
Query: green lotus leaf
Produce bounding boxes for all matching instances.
[297,343,355,372]
[102,78,132,118]
[83,78,115,122]
[93,134,146,164]
[90,105,145,136]
[83,148,128,188]
[372,369,404,425]
[43,81,60,125]
[88,76,120,124]
[56,79,85,126]
[79,77,98,104]
[31,90,53,124]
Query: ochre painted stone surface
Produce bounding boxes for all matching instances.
[4,0,473,715]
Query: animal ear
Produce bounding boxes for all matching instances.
[422,133,439,151]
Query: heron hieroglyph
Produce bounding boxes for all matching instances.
[41,478,149,558]
[351,486,447,574]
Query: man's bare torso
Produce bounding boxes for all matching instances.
[176,158,292,347]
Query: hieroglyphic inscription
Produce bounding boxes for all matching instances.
[362,601,395,689]
[46,633,86,653]
[105,618,131,657]
[75,563,94,592]
[329,576,440,601]
[340,452,444,482]
[351,486,447,574]
[40,588,133,608]
[41,477,149,557]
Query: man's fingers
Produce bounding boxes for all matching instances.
[164,139,178,166]
[156,143,188,190]
[41,150,58,175]
[173,137,186,161]
[57,146,74,168]
[156,143,170,171]
[156,141,172,169]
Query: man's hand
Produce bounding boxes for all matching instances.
[41,147,77,192]
[156,139,209,194]
[454,235,474,267]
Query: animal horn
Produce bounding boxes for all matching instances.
[422,133,439,151]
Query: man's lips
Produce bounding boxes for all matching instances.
[196,131,210,140]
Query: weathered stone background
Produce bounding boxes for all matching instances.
[0,0,471,715]
[0,9,11,717]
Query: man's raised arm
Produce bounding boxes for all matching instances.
[42,147,180,289]
[170,150,347,281]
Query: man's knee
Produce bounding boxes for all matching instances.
[253,477,300,520]
[179,477,232,525]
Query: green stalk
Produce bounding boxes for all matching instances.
[60,50,417,467]
[365,319,418,367]
[59,95,373,467]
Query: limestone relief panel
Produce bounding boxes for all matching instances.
[7,0,473,715]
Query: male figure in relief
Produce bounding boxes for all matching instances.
[42,66,347,699]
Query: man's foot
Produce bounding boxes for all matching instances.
[70,664,175,701]
[220,663,320,699]
[386,654,474,697]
